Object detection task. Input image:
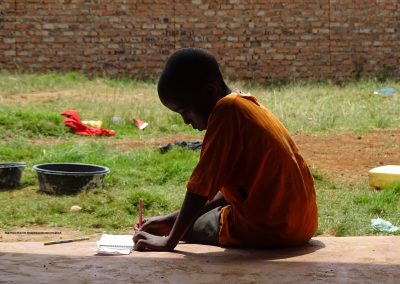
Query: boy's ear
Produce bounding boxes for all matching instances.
[202,83,219,101]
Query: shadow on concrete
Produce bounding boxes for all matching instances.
[1,237,399,283]
[0,250,399,283]
[174,239,326,262]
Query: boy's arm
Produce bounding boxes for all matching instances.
[134,191,208,251]
[137,191,228,240]
[200,191,228,215]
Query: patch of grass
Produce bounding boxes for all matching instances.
[0,71,88,96]
[233,78,400,133]
[0,107,66,139]
[0,144,196,231]
[316,179,400,236]
[0,72,199,140]
[1,72,399,142]
[1,137,399,236]
[310,167,324,181]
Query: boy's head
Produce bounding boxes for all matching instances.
[157,48,230,131]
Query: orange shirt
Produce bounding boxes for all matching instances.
[187,94,317,247]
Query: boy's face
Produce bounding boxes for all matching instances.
[161,95,213,131]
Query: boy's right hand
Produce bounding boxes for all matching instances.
[137,215,176,237]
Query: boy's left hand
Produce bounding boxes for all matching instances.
[133,231,175,251]
[133,192,208,252]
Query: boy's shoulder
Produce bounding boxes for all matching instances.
[214,92,260,114]
[217,92,258,106]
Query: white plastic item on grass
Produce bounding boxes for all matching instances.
[111,116,123,124]
[131,117,148,130]
[369,165,400,189]
[70,205,82,212]
[371,218,399,233]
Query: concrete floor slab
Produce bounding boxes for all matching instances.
[0,236,399,283]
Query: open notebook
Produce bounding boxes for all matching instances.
[96,234,134,255]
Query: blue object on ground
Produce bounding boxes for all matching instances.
[371,218,399,233]
[373,87,397,95]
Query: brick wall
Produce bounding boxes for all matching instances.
[0,0,399,82]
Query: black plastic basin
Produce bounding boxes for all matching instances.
[0,162,26,189]
[32,163,110,195]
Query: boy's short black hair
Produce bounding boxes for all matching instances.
[158,48,228,100]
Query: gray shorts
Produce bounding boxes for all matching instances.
[183,206,222,246]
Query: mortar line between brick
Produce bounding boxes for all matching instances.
[173,0,176,49]
[328,0,332,75]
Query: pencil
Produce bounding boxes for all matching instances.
[43,237,89,245]
[139,198,143,228]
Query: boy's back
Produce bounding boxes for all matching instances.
[187,93,318,247]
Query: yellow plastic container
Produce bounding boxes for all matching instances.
[82,120,102,129]
[369,165,400,189]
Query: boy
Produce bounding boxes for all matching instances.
[133,48,317,251]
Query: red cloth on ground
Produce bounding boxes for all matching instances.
[61,110,115,136]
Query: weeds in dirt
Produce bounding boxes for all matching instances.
[0,72,399,235]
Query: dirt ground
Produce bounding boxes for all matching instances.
[106,129,400,185]
[99,128,400,184]
[292,129,400,184]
